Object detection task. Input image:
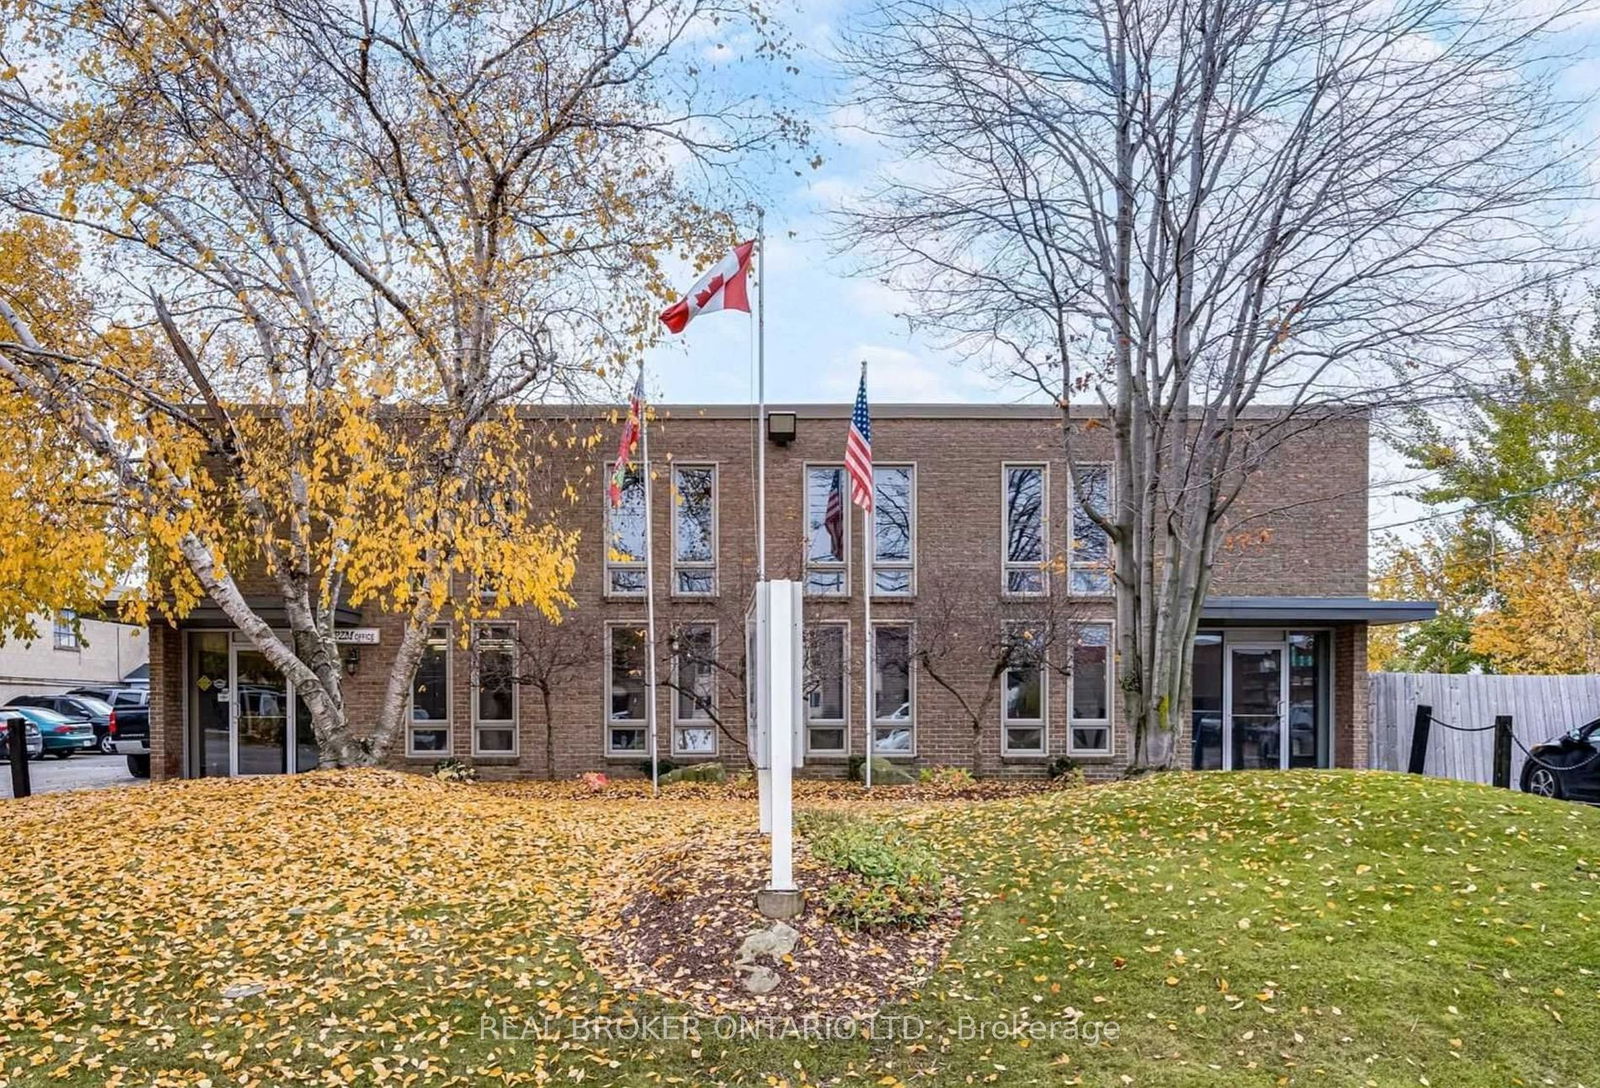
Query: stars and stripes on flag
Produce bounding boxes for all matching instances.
[823,468,845,560]
[659,240,756,334]
[845,366,873,510]
[608,368,646,507]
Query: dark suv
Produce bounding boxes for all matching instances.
[6,693,118,754]
[67,687,151,777]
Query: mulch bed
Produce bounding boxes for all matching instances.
[581,830,961,1018]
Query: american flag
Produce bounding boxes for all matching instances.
[823,469,845,559]
[845,365,872,510]
[608,368,646,507]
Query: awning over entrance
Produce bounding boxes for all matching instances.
[1201,596,1437,625]
[176,598,364,628]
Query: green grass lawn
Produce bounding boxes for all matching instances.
[1,769,1596,1086]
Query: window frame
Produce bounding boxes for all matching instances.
[1068,462,1114,597]
[1068,620,1115,756]
[53,610,79,651]
[802,462,852,597]
[604,621,652,758]
[471,621,519,758]
[406,623,454,758]
[603,461,648,598]
[871,621,916,757]
[669,621,718,757]
[670,462,718,598]
[803,620,851,757]
[1001,462,1050,597]
[1000,620,1048,756]
[871,463,917,598]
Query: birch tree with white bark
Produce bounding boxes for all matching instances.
[0,0,801,764]
[834,0,1591,768]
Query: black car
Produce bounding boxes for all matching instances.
[69,686,151,776]
[1520,717,1600,803]
[5,693,118,754]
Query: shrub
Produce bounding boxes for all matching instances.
[917,764,975,787]
[639,759,679,778]
[431,758,478,783]
[579,771,609,793]
[660,762,726,785]
[1048,755,1079,780]
[846,755,916,785]
[800,812,946,929]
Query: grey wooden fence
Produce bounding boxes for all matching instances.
[1368,672,1600,783]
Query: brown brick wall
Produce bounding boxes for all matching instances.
[147,405,1370,780]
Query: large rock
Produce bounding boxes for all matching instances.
[735,920,801,995]
[660,762,727,785]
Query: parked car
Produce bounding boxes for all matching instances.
[67,685,148,711]
[0,710,44,761]
[8,705,97,759]
[7,693,118,753]
[1520,718,1600,803]
[67,686,151,777]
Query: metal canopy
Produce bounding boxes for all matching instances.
[175,599,364,629]
[1201,596,1437,625]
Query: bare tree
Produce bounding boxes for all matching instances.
[835,0,1592,767]
[514,619,601,780]
[911,570,1088,773]
[0,0,799,763]
[658,595,756,762]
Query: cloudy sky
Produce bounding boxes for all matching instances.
[643,0,1033,408]
[640,0,1600,536]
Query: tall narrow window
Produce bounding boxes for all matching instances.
[1002,622,1046,755]
[1003,465,1047,595]
[1288,631,1329,769]
[408,624,451,756]
[671,623,717,755]
[803,623,848,755]
[53,609,79,650]
[472,623,517,756]
[872,465,915,595]
[805,466,849,595]
[672,465,716,595]
[607,625,649,756]
[1070,622,1112,754]
[1070,464,1112,594]
[873,624,914,754]
[606,464,646,596]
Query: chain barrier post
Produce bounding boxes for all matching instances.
[8,714,30,798]
[1407,704,1433,776]
[1492,715,1514,790]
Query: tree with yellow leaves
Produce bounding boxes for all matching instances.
[1373,295,1600,675]
[0,0,800,763]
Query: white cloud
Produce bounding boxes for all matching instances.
[817,344,987,402]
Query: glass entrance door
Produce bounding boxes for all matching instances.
[233,645,291,775]
[1228,645,1286,770]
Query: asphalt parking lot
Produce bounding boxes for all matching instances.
[3,751,146,798]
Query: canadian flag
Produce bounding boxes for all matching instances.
[659,240,755,334]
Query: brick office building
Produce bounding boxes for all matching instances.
[144,403,1433,781]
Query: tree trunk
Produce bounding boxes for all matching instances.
[541,686,557,781]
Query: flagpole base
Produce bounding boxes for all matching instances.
[756,887,804,921]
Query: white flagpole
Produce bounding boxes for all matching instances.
[641,385,661,795]
[861,362,874,791]
[756,207,767,582]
